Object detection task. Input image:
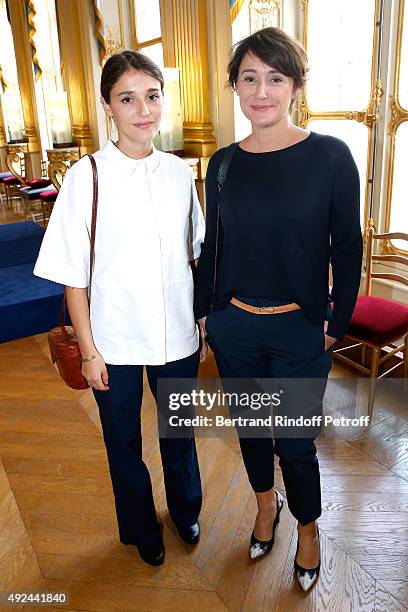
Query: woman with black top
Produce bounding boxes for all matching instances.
[195,27,362,591]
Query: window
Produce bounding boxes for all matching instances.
[0,0,25,142]
[385,0,408,252]
[301,0,408,246]
[301,0,378,228]
[25,0,70,156]
[132,0,164,68]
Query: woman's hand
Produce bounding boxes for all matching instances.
[82,354,110,391]
[198,316,208,363]
[323,320,337,350]
[65,288,109,390]
[324,334,337,351]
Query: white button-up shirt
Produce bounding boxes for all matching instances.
[34,140,205,365]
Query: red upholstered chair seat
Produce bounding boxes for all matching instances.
[348,295,408,345]
[26,178,51,188]
[39,189,58,202]
[3,176,20,185]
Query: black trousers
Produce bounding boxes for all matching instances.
[205,299,333,526]
[93,350,202,547]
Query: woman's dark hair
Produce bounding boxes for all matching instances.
[101,50,164,102]
[228,27,308,106]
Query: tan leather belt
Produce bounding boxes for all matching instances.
[230,297,301,315]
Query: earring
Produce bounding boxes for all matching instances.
[107,115,113,139]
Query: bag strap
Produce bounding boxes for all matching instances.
[212,142,239,306]
[87,154,99,295]
[216,142,239,192]
[60,154,99,326]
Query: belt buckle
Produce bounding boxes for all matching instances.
[258,305,275,313]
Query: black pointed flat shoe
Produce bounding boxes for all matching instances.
[177,521,200,545]
[294,529,320,591]
[249,490,284,560]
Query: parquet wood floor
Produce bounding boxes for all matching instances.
[0,331,407,611]
[0,199,26,225]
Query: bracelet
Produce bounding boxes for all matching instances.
[81,354,97,363]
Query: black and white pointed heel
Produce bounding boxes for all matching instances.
[294,529,320,591]
[249,490,284,560]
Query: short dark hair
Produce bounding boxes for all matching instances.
[228,27,308,105]
[100,50,164,103]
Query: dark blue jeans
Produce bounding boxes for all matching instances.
[205,299,333,525]
[93,350,202,546]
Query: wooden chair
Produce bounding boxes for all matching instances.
[19,160,53,225]
[39,188,58,225]
[0,171,14,207]
[38,148,80,225]
[4,146,51,219]
[333,220,408,416]
[3,148,27,209]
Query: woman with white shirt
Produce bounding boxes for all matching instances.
[34,51,205,567]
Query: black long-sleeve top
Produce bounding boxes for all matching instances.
[195,132,363,340]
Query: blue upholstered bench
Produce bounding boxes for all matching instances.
[0,221,45,268]
[0,221,65,343]
[0,263,64,342]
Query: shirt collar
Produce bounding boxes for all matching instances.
[103,139,161,175]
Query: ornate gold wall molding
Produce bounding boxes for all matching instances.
[249,0,281,31]
[46,147,80,189]
[105,26,124,57]
[6,143,29,183]
[384,0,407,255]
[161,0,216,159]
[56,0,95,155]
[7,0,41,176]
[128,0,137,50]
[299,78,384,129]
[102,0,127,55]
[117,0,125,47]
[389,95,408,134]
